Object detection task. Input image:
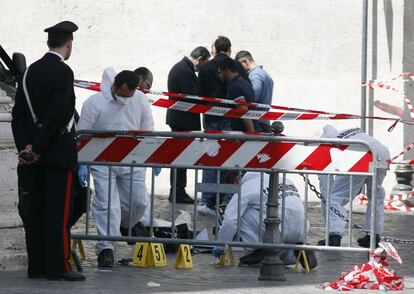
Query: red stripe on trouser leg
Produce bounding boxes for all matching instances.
[63,171,73,272]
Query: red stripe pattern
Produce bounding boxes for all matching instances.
[77,135,373,173]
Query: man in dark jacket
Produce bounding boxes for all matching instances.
[166,46,210,203]
[197,36,250,215]
[11,21,85,281]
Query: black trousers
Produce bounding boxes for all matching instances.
[169,127,189,192]
[17,164,73,277]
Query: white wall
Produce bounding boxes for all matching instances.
[0,0,407,195]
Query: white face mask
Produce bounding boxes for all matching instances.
[115,95,132,105]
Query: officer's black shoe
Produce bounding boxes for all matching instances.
[46,271,85,281]
[317,234,342,246]
[239,249,264,266]
[357,234,380,248]
[168,189,195,204]
[98,249,114,268]
[28,274,44,279]
[294,247,318,270]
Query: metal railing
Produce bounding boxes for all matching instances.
[73,130,381,280]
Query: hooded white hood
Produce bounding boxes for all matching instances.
[100,67,116,100]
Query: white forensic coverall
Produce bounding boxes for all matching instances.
[318,125,390,236]
[77,67,154,254]
[218,172,307,264]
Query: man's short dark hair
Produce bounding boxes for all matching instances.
[134,67,151,80]
[114,70,139,90]
[235,50,253,62]
[214,36,231,53]
[190,46,211,60]
[47,32,73,48]
[218,58,238,73]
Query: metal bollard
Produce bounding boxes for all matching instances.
[258,171,286,281]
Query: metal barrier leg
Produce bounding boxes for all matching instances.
[85,165,91,236]
[150,168,155,237]
[303,171,309,243]
[258,172,264,242]
[193,169,198,240]
[171,168,177,237]
[348,176,354,247]
[280,173,286,243]
[370,166,378,250]
[258,171,286,281]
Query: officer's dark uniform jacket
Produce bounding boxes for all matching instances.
[166,56,200,130]
[12,52,77,170]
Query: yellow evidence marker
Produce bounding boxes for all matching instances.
[175,244,193,269]
[133,242,168,267]
[69,240,86,266]
[294,250,311,273]
[218,246,235,266]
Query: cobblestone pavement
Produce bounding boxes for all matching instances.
[1,195,414,294]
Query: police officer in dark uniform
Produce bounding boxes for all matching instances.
[11,21,85,281]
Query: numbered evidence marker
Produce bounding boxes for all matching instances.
[217,246,235,266]
[133,242,167,267]
[69,240,86,266]
[294,250,311,273]
[175,244,193,269]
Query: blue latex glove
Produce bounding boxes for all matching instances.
[212,246,225,258]
[78,165,88,188]
[153,167,162,176]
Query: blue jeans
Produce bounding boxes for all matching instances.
[202,118,233,208]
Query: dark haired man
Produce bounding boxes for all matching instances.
[166,46,211,204]
[197,36,250,215]
[11,21,85,281]
[217,58,255,132]
[78,68,154,268]
[134,67,153,90]
[235,50,274,132]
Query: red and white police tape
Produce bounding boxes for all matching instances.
[77,135,373,173]
[73,79,414,125]
[321,242,404,291]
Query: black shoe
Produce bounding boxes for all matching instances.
[98,249,114,268]
[357,234,380,248]
[317,234,342,246]
[28,274,44,279]
[46,271,85,281]
[294,245,318,270]
[239,249,264,266]
[169,189,195,204]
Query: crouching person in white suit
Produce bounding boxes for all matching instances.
[317,125,390,248]
[212,172,317,269]
[77,68,154,268]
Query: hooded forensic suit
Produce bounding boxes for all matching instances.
[319,125,390,236]
[218,172,307,264]
[77,68,154,254]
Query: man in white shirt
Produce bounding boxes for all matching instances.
[77,68,154,268]
[213,172,317,269]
